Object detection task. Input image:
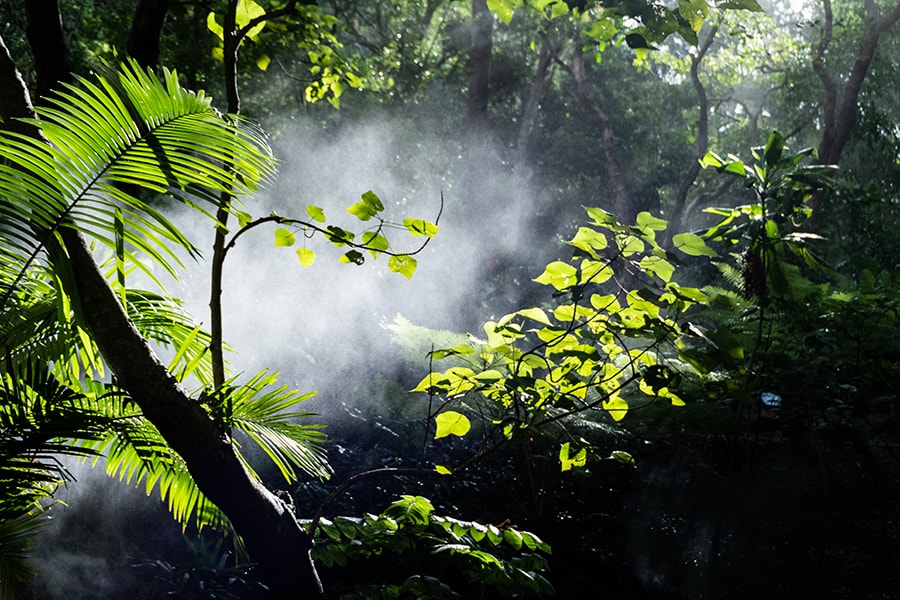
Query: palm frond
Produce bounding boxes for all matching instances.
[0,510,44,600]
[229,370,332,482]
[0,59,275,311]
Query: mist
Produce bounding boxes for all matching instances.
[27,109,557,597]
[174,114,553,407]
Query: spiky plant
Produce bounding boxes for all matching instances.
[0,60,331,585]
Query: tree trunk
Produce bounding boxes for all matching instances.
[24,0,71,102]
[514,32,553,170]
[568,46,633,223]
[126,0,170,68]
[666,27,716,242]
[467,0,492,135]
[5,10,327,598]
[814,0,900,165]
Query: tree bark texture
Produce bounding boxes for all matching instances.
[126,0,170,68]
[667,27,717,240]
[467,0,493,135]
[24,0,72,102]
[6,6,327,596]
[814,0,900,165]
[514,33,553,170]
[568,47,633,223]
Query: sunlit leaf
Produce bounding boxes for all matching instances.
[306,205,326,222]
[296,247,315,267]
[487,0,523,24]
[403,218,439,238]
[534,261,578,291]
[672,232,717,257]
[236,0,267,40]
[435,464,452,475]
[434,410,471,439]
[361,231,389,256]
[206,12,224,40]
[274,227,296,247]
[559,442,587,471]
[388,255,417,279]
[602,395,628,421]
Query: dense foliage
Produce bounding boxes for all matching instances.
[1,0,899,598]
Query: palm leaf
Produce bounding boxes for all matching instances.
[230,370,332,482]
[0,59,275,312]
[0,510,44,600]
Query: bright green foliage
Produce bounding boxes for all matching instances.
[307,495,553,598]
[558,442,587,471]
[207,1,363,107]
[699,131,836,304]
[490,0,763,48]
[0,61,327,541]
[246,189,438,279]
[410,208,715,471]
[434,410,471,439]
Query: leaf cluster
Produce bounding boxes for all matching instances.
[306,495,553,599]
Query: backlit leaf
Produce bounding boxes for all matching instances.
[403,218,439,238]
[672,232,717,257]
[296,247,315,267]
[306,205,326,222]
[274,227,295,247]
[534,261,578,291]
[389,255,417,279]
[603,395,629,421]
[434,411,471,439]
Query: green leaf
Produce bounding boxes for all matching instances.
[274,227,296,247]
[388,255,417,279]
[340,250,365,265]
[236,0,267,40]
[362,231,389,255]
[347,201,380,221]
[206,12,224,40]
[325,226,354,246]
[534,261,578,291]
[306,205,326,222]
[296,248,315,267]
[585,18,617,42]
[487,0,523,24]
[550,1,569,19]
[347,190,384,220]
[256,54,270,71]
[672,232,717,257]
[716,0,764,11]
[568,226,608,256]
[360,190,384,211]
[608,450,635,465]
[763,130,785,169]
[384,495,434,526]
[403,218,439,238]
[636,211,668,232]
[639,255,675,282]
[603,395,629,421]
[516,307,552,325]
[435,465,452,475]
[235,209,253,227]
[559,442,587,471]
[434,410,471,439]
[503,528,524,550]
